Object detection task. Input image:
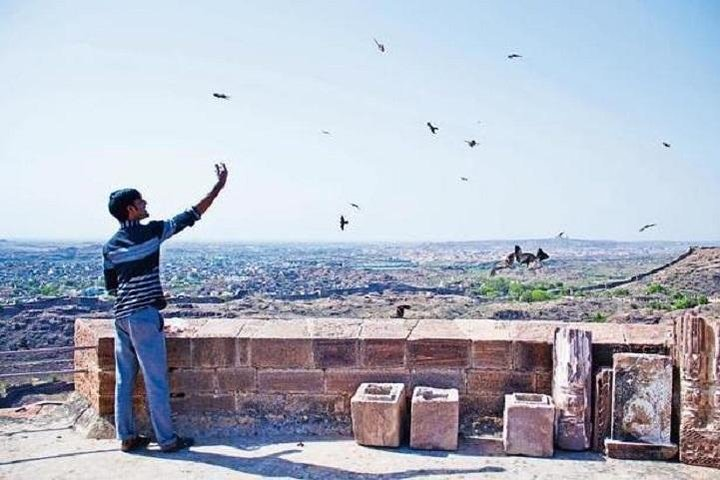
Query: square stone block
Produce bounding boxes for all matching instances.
[611,353,672,445]
[503,393,555,458]
[351,383,406,447]
[410,386,459,451]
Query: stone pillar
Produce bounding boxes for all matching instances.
[592,367,613,452]
[677,311,720,468]
[552,328,592,450]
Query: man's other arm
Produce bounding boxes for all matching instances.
[102,250,118,296]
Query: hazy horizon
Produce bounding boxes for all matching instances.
[2,1,719,242]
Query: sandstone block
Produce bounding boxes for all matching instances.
[216,368,255,392]
[611,353,672,445]
[503,393,555,457]
[361,339,406,367]
[257,369,324,393]
[467,369,534,395]
[676,311,720,469]
[410,386,459,451]
[472,340,512,369]
[552,328,592,451]
[192,338,236,367]
[250,338,313,368]
[408,339,470,368]
[313,339,358,368]
[513,342,552,372]
[351,383,406,447]
[592,367,613,452]
[605,439,678,460]
[325,369,408,394]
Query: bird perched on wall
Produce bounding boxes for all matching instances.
[373,38,386,53]
[507,53,522,59]
[465,140,478,148]
[340,215,349,231]
[639,223,657,232]
[212,93,230,99]
[395,305,411,318]
[426,122,439,134]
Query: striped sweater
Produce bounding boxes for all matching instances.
[102,208,201,319]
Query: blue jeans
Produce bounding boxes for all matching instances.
[114,306,175,447]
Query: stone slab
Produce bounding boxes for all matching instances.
[592,367,613,453]
[611,353,672,445]
[605,439,678,461]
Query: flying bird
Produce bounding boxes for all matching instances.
[340,215,349,231]
[349,203,360,210]
[321,130,331,135]
[460,177,469,182]
[212,93,230,100]
[296,442,304,448]
[426,122,439,134]
[507,54,522,59]
[557,232,566,239]
[639,223,657,232]
[395,305,411,318]
[465,140,478,148]
[662,142,671,148]
[373,38,386,53]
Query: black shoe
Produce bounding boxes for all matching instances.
[121,435,151,452]
[160,436,194,453]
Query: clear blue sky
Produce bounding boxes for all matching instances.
[1,1,718,242]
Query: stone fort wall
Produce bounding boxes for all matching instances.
[74,317,671,437]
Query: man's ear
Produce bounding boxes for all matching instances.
[126,204,137,218]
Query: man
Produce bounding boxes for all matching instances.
[103,163,228,453]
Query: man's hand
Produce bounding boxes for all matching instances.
[214,163,228,193]
[195,163,229,215]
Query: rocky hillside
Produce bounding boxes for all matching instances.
[635,247,720,297]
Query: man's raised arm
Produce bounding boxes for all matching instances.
[158,163,229,242]
[194,163,228,215]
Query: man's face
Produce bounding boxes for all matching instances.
[127,197,149,220]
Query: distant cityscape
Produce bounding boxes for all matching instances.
[0,239,695,305]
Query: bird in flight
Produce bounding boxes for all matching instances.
[321,130,331,135]
[662,142,671,148]
[507,54,522,59]
[296,442,304,448]
[465,140,478,148]
[340,215,349,231]
[639,223,657,232]
[212,93,230,100]
[426,122,439,134]
[557,231,566,239]
[395,305,411,318]
[373,38,386,53]
[460,177,469,182]
[349,203,360,210]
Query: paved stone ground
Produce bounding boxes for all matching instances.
[1,404,718,480]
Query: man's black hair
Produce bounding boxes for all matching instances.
[108,188,141,222]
